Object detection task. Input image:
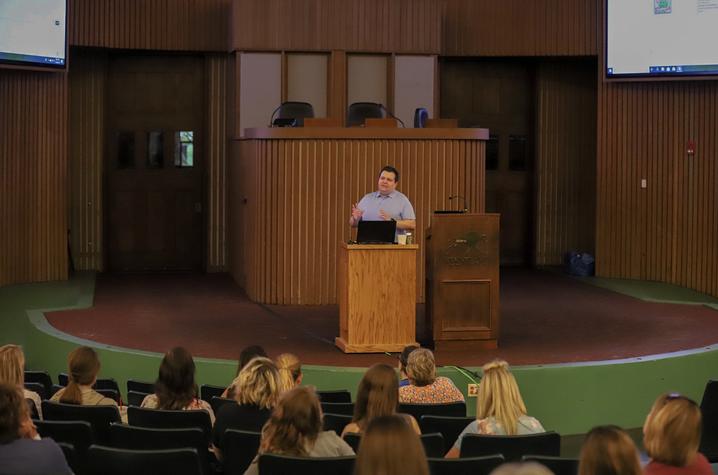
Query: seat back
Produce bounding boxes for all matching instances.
[96,388,121,404]
[221,429,261,475]
[276,101,314,126]
[57,373,120,393]
[342,432,361,452]
[343,431,444,457]
[57,442,78,475]
[323,413,353,435]
[108,424,210,475]
[700,380,718,459]
[86,445,203,475]
[321,402,354,416]
[26,398,40,419]
[210,396,236,415]
[42,401,121,445]
[258,453,355,475]
[24,370,53,396]
[127,405,212,444]
[460,432,561,461]
[522,455,579,475]
[126,379,154,394]
[419,415,474,449]
[36,420,94,460]
[317,390,352,403]
[399,402,466,420]
[346,102,384,127]
[127,390,150,407]
[200,384,225,403]
[428,454,505,475]
[25,381,48,400]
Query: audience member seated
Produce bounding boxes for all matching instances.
[213,357,280,456]
[222,345,268,399]
[578,425,641,475]
[398,345,418,388]
[342,364,420,437]
[140,346,215,424]
[244,386,354,475]
[354,414,429,475]
[643,393,712,475]
[398,348,464,404]
[0,344,42,419]
[0,383,72,475]
[276,353,302,393]
[446,359,544,458]
[491,461,556,475]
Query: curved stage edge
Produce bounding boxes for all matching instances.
[2,272,717,437]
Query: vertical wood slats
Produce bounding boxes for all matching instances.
[535,62,597,265]
[0,70,68,286]
[231,0,441,54]
[442,0,599,57]
[69,0,230,52]
[233,137,485,305]
[68,53,106,271]
[597,80,718,298]
[206,55,229,271]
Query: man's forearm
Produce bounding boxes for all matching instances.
[396,219,416,230]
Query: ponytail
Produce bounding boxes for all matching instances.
[60,347,100,405]
[275,353,302,393]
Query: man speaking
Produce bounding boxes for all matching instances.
[349,166,416,236]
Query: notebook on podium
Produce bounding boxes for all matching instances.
[356,220,397,244]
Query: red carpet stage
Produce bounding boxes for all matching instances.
[46,268,718,367]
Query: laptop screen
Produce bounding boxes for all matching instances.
[356,220,397,244]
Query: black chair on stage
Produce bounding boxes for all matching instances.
[346,102,384,127]
[399,401,466,420]
[317,389,352,403]
[460,432,561,461]
[320,402,354,416]
[86,445,203,475]
[221,429,261,475]
[419,415,476,450]
[274,101,314,127]
[42,401,121,445]
[323,413,352,435]
[522,455,580,475]
[258,454,355,475]
[428,454,505,475]
[127,406,213,444]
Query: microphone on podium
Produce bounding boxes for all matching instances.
[448,195,468,213]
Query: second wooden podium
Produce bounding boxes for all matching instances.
[335,242,418,353]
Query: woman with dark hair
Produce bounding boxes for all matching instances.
[141,347,215,424]
[578,425,642,475]
[222,345,268,399]
[0,383,72,474]
[244,386,354,475]
[51,346,118,407]
[398,345,418,388]
[341,364,420,436]
[354,415,429,475]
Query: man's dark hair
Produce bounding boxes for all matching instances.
[237,345,268,375]
[380,166,399,182]
[399,345,418,373]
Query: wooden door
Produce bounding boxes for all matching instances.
[440,59,534,265]
[106,55,204,272]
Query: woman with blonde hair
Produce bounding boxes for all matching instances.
[342,364,420,436]
[51,346,118,408]
[446,359,544,458]
[578,425,642,475]
[244,386,354,475]
[398,348,464,404]
[275,353,302,393]
[0,344,42,418]
[354,414,429,475]
[213,356,281,454]
[643,393,712,475]
[141,347,214,423]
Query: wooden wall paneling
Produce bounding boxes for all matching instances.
[68,52,106,271]
[0,70,68,286]
[328,51,347,125]
[206,54,230,271]
[70,0,230,52]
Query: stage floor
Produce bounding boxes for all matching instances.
[45,268,718,367]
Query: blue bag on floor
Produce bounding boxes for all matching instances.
[564,251,595,277]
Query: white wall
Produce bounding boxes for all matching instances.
[394,55,435,127]
[287,53,328,118]
[239,52,281,133]
[347,54,388,107]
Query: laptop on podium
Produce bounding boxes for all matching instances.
[356,220,396,244]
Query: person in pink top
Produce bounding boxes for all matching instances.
[643,393,712,475]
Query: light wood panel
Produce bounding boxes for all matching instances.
[206,54,230,271]
[0,70,68,286]
[232,130,486,304]
[68,52,106,271]
[231,0,441,53]
[69,0,230,52]
[597,80,718,298]
[442,0,599,57]
[535,61,597,265]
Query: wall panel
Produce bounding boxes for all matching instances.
[0,70,68,286]
[70,0,230,52]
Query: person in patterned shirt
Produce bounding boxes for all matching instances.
[398,348,465,404]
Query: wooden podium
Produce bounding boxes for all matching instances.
[335,243,418,353]
[426,213,500,351]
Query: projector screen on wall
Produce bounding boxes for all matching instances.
[0,0,67,70]
[606,0,718,79]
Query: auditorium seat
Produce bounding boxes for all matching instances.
[210,396,235,415]
[316,390,352,403]
[221,429,261,475]
[322,413,352,435]
[96,388,121,404]
[24,370,53,397]
[522,455,579,475]
[258,453,355,475]
[460,432,561,461]
[126,379,154,394]
[86,445,203,475]
[42,401,121,444]
[320,401,354,416]
[57,373,121,393]
[419,415,475,449]
[399,401,466,420]
[343,432,445,458]
[24,381,49,400]
[700,380,718,461]
[57,442,78,475]
[36,419,94,474]
[127,406,212,444]
[200,384,225,403]
[428,454,505,475]
[127,390,150,407]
